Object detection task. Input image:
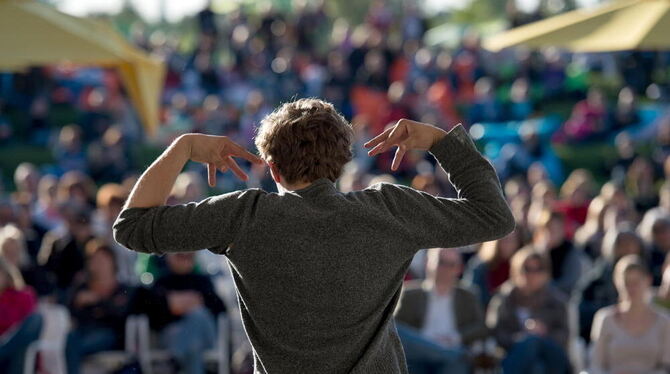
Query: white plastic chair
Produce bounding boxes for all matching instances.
[23,303,70,374]
[134,313,230,374]
[77,315,142,373]
[24,307,142,374]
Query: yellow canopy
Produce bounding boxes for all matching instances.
[483,0,670,52]
[0,0,165,134]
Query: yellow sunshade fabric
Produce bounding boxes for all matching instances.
[0,0,165,134]
[483,0,670,52]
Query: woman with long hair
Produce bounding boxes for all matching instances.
[577,224,645,343]
[64,238,131,374]
[589,254,670,374]
[0,256,43,374]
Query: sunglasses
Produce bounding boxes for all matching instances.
[522,265,546,274]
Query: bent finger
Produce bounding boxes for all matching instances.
[385,121,408,145]
[226,157,248,181]
[207,163,217,187]
[367,140,389,156]
[231,143,264,164]
[391,144,407,171]
[363,125,394,148]
[370,123,408,156]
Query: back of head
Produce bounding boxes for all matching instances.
[254,98,353,185]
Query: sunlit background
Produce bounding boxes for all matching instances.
[1,0,670,373]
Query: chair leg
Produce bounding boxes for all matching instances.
[137,315,152,374]
[23,342,38,374]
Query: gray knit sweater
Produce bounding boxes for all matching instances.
[113,123,515,374]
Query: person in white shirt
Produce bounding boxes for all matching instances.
[421,252,463,348]
[395,247,489,374]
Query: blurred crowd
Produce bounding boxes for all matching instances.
[1,0,670,373]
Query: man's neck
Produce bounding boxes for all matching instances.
[278,180,313,192]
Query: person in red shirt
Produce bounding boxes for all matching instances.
[0,256,43,374]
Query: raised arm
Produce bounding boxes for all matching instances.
[113,133,264,255]
[365,119,515,250]
[121,133,263,210]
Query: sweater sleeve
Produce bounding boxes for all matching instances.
[113,188,264,255]
[368,123,515,251]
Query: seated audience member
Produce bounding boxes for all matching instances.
[577,224,644,342]
[607,86,639,132]
[12,162,40,203]
[0,257,43,374]
[574,196,609,260]
[638,182,670,235]
[467,77,503,124]
[506,78,534,121]
[609,132,638,183]
[487,247,571,374]
[599,180,631,214]
[32,175,63,232]
[12,193,48,262]
[589,255,670,374]
[130,252,227,374]
[53,126,88,175]
[553,169,595,239]
[641,213,670,286]
[90,183,137,284]
[37,202,94,301]
[395,247,487,374]
[554,88,608,143]
[55,171,96,209]
[86,125,131,184]
[625,157,660,215]
[652,120,670,172]
[493,127,560,185]
[462,227,524,308]
[65,239,131,374]
[0,223,55,299]
[533,209,587,297]
[526,180,558,234]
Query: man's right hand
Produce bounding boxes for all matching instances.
[364,118,449,171]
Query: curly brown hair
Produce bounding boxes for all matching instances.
[254,98,353,185]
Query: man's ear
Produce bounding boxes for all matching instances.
[268,162,281,184]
